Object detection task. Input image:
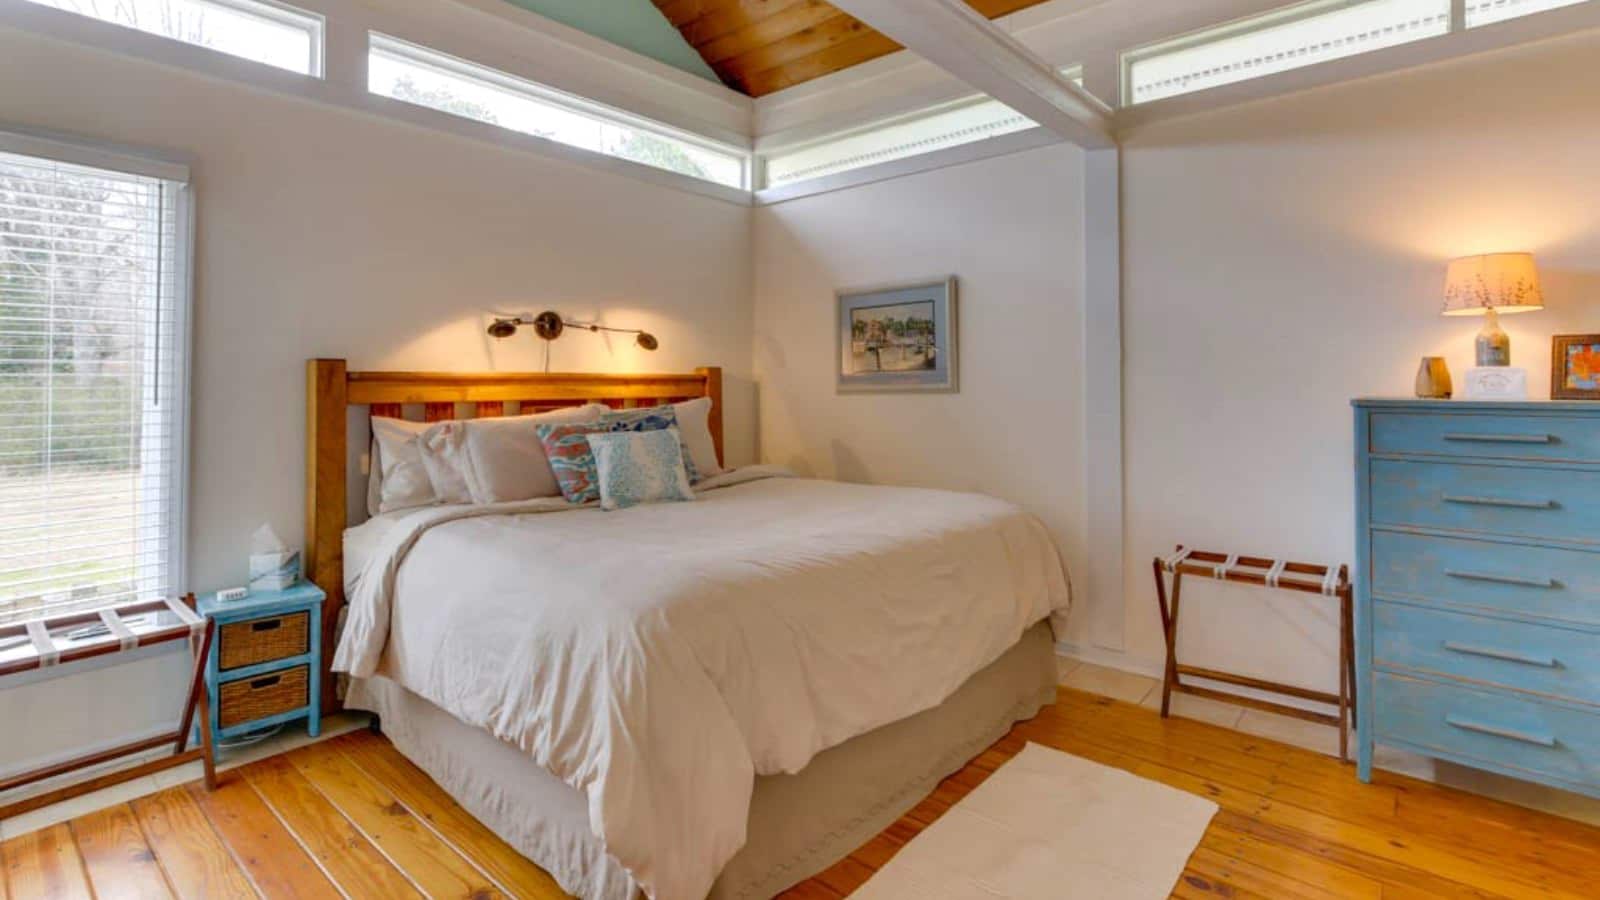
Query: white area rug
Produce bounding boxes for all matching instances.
[850,743,1217,899]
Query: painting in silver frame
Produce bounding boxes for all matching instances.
[836,277,957,393]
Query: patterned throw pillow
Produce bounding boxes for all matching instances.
[600,407,701,483]
[533,422,607,504]
[587,428,695,511]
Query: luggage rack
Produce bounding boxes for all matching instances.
[1153,546,1356,762]
[0,594,217,819]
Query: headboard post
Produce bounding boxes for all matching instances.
[306,358,347,713]
[697,366,724,467]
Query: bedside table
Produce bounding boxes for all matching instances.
[197,583,324,747]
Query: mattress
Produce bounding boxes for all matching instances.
[347,620,1058,900]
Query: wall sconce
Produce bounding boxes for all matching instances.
[488,311,658,351]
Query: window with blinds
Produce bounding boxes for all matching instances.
[757,68,1082,190]
[1124,0,1452,104]
[1467,0,1590,26]
[0,146,189,628]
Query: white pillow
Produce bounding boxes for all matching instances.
[460,404,607,504]
[671,396,723,479]
[369,417,435,513]
[417,420,474,505]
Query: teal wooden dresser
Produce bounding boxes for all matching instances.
[1354,399,1600,797]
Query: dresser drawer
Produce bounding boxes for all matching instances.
[1374,602,1600,707]
[1370,530,1600,626]
[219,665,309,729]
[1370,459,1600,545]
[218,610,309,671]
[1371,413,1600,464]
[1374,672,1600,792]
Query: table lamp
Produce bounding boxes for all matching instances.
[1442,252,1544,366]
[1442,253,1543,400]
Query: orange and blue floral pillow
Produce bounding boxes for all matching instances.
[535,407,697,504]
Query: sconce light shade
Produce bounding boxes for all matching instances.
[1442,253,1544,316]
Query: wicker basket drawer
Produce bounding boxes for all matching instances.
[219,611,308,670]
[219,666,308,729]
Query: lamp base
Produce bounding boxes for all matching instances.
[1476,307,1511,366]
[1461,366,1528,401]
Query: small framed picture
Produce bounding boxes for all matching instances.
[1551,334,1600,400]
[837,277,957,393]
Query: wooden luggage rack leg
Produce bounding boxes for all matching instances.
[1154,547,1356,763]
[0,594,218,821]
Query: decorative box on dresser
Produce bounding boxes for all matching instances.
[198,583,325,747]
[1353,399,1600,798]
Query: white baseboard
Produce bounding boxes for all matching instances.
[1053,641,1164,680]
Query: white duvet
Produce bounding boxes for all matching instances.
[333,468,1072,900]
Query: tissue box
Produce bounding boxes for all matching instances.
[249,549,301,592]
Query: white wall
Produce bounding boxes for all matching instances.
[1116,30,1600,689]
[0,25,753,773]
[752,144,1091,606]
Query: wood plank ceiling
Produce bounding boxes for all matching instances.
[651,0,1056,96]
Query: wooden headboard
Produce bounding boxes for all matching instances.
[305,359,722,711]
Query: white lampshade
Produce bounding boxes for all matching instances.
[1442,252,1544,316]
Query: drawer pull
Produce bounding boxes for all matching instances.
[1444,714,1557,748]
[251,620,283,632]
[1442,494,1556,510]
[1442,641,1559,668]
[1442,432,1554,445]
[1444,569,1557,589]
[249,675,282,689]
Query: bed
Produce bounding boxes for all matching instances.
[305,361,1072,900]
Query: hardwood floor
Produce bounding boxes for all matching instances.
[5,688,1599,898]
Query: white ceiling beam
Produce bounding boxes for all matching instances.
[823,0,1115,149]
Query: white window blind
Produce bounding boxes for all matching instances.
[1125,0,1451,104]
[1467,0,1590,26]
[20,0,324,76]
[0,148,188,628]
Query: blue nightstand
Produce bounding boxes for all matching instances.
[198,583,324,747]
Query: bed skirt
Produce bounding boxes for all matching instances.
[347,620,1058,899]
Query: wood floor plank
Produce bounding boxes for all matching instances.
[1018,716,1575,899]
[1,823,93,900]
[184,777,341,900]
[1188,845,1346,900]
[1201,824,1382,900]
[12,688,1600,900]
[69,803,174,900]
[1044,691,1599,892]
[284,743,505,899]
[331,731,572,899]
[237,755,423,899]
[130,787,257,900]
[809,853,875,896]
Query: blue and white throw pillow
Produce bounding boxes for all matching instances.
[600,407,701,484]
[586,428,695,511]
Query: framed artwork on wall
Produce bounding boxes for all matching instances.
[836,277,958,393]
[1551,334,1600,400]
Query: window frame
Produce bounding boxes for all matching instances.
[18,0,326,77]
[1121,0,1453,106]
[367,32,751,191]
[0,128,196,635]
